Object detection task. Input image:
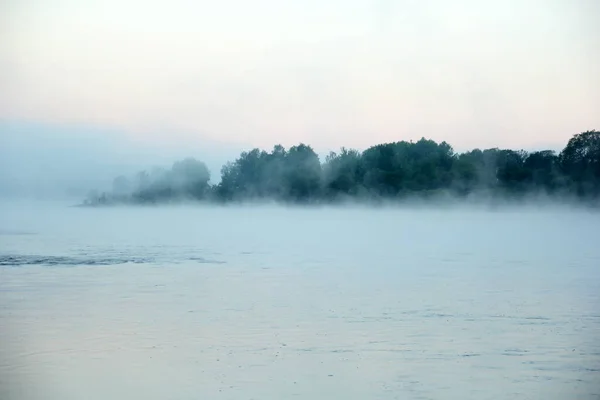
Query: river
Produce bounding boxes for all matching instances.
[1,200,599,399]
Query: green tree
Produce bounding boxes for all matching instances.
[282,144,322,202]
[523,150,560,192]
[559,130,600,196]
[495,149,529,192]
[84,129,600,206]
[322,147,364,199]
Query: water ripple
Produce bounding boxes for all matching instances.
[0,254,151,266]
[0,254,226,267]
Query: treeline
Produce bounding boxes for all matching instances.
[85,130,600,206]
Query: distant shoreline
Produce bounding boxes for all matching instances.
[78,192,600,211]
[84,130,600,207]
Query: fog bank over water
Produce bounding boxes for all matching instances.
[2,0,598,396]
[2,119,597,205]
[77,130,600,208]
[0,120,244,199]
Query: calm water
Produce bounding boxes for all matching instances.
[1,201,599,400]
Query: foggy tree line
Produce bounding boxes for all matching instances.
[85,130,600,205]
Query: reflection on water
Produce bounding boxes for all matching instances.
[1,203,599,400]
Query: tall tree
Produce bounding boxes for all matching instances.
[559,130,600,196]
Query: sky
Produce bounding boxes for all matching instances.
[1,0,599,196]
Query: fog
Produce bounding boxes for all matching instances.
[0,120,244,199]
[2,0,599,397]
[2,119,598,211]
[71,131,599,209]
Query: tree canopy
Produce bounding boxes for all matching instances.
[85,130,600,206]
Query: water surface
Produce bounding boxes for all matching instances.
[1,201,599,399]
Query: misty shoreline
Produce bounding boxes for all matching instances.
[82,130,600,208]
[77,192,600,212]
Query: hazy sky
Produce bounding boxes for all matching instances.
[2,0,598,153]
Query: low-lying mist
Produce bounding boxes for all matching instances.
[82,130,600,210]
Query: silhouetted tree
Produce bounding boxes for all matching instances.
[495,150,529,193]
[523,150,560,193]
[282,144,322,202]
[322,147,365,200]
[559,130,600,197]
[84,130,599,206]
